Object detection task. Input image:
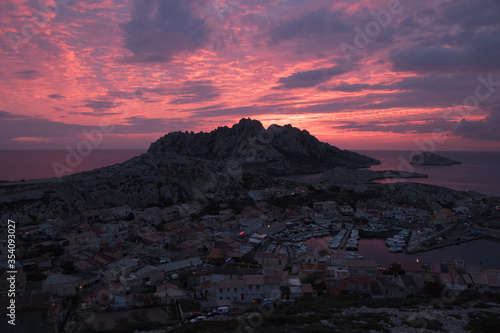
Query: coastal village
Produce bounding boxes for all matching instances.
[1,183,500,332]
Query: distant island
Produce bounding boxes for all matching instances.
[410,152,461,166]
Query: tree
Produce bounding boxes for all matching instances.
[386,262,405,276]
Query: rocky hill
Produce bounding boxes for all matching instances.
[410,152,461,166]
[2,119,472,217]
[148,118,380,175]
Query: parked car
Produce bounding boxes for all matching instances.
[186,311,201,320]
[208,311,219,317]
[190,316,206,323]
[217,306,229,313]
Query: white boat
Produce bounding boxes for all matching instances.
[389,246,403,252]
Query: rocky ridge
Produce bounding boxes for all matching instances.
[148,118,380,175]
[410,152,461,166]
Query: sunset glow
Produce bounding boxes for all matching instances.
[1,0,500,150]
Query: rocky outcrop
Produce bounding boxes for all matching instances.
[313,168,427,187]
[410,152,461,166]
[148,118,380,175]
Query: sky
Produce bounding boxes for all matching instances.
[1,0,500,151]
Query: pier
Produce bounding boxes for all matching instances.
[405,223,494,254]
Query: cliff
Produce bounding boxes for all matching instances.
[148,118,380,175]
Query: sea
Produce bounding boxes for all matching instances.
[306,237,500,270]
[0,149,146,181]
[1,150,499,195]
[356,150,500,197]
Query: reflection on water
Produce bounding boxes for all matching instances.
[357,238,500,269]
[306,236,500,269]
[355,150,500,196]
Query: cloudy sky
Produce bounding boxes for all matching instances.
[1,0,500,150]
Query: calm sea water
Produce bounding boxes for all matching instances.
[357,238,500,269]
[307,237,500,269]
[0,149,146,181]
[356,150,500,197]
[1,150,499,197]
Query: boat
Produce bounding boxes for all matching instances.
[337,251,363,259]
[388,246,403,252]
[345,239,359,251]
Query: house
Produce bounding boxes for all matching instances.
[81,210,102,223]
[158,257,203,273]
[214,279,246,302]
[470,273,489,293]
[301,283,315,297]
[339,205,354,216]
[440,273,467,293]
[37,222,56,236]
[134,265,164,286]
[239,218,263,235]
[299,263,326,281]
[110,205,132,218]
[373,276,409,299]
[155,282,186,303]
[75,231,100,248]
[287,277,303,299]
[257,252,287,274]
[22,255,53,271]
[431,208,457,225]
[313,201,337,212]
[486,272,500,293]
[178,239,203,258]
[329,275,372,297]
[42,273,100,296]
[201,274,282,303]
[347,260,377,276]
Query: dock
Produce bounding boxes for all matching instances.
[406,235,486,254]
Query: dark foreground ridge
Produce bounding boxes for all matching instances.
[148,118,380,175]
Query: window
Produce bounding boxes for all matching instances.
[234,288,237,293]
[219,289,223,293]
[256,285,260,290]
[249,285,252,290]
[279,259,281,265]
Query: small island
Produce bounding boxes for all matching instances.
[410,151,461,166]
